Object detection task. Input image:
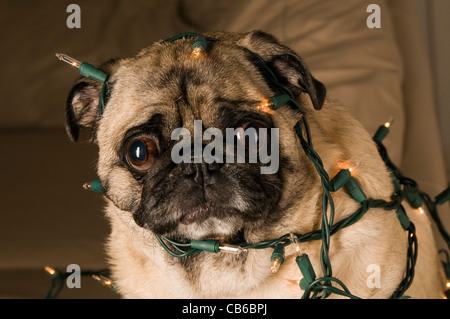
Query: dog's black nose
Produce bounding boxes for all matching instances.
[181,162,223,185]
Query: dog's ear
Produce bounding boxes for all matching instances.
[65,58,121,142]
[65,79,102,142]
[239,30,326,110]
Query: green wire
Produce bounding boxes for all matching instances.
[70,32,449,299]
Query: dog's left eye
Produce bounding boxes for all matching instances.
[126,136,159,171]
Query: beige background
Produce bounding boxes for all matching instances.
[420,0,450,183]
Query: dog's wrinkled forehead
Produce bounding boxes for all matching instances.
[102,37,273,142]
[66,31,326,144]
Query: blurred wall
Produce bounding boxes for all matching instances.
[417,0,450,182]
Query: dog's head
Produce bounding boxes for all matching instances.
[65,31,326,244]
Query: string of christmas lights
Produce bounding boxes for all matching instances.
[49,33,450,299]
[43,266,116,299]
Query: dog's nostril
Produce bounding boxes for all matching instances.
[182,163,204,184]
[181,162,223,184]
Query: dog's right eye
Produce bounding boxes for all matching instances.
[126,136,159,171]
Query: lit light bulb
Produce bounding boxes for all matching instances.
[82,182,92,190]
[55,53,81,68]
[384,116,395,128]
[446,281,450,289]
[270,258,282,274]
[331,160,363,193]
[256,99,274,114]
[417,207,424,215]
[373,117,394,143]
[192,46,203,57]
[256,94,292,112]
[55,53,107,83]
[270,244,285,274]
[92,274,113,288]
[44,266,56,276]
[289,233,302,256]
[337,160,360,176]
[191,35,207,57]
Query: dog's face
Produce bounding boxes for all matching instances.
[65,31,326,245]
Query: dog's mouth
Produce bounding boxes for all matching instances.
[160,202,246,242]
[170,227,246,246]
[180,202,229,225]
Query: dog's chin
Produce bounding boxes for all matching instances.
[175,216,245,242]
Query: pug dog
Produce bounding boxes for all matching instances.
[64,31,444,298]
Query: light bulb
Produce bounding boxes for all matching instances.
[337,160,360,176]
[44,266,56,276]
[373,117,394,143]
[92,274,113,288]
[218,244,247,254]
[289,233,302,256]
[82,179,104,193]
[384,116,394,128]
[191,35,207,57]
[55,53,81,68]
[256,99,274,114]
[192,46,203,57]
[270,244,285,274]
[270,258,282,274]
[82,182,92,190]
[55,53,107,83]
